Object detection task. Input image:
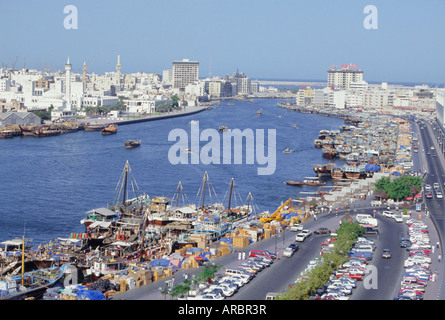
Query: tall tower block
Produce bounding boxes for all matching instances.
[116,55,122,86]
[65,57,72,111]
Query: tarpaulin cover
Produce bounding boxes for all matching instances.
[77,289,106,300]
[219,238,232,244]
[187,247,204,253]
[149,258,171,267]
[365,163,381,172]
[281,212,300,220]
[169,259,182,268]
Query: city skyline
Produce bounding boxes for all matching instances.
[1,0,445,84]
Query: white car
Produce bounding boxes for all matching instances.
[383,211,395,218]
[203,284,236,297]
[283,247,294,258]
[300,229,312,237]
[394,215,404,223]
[290,224,303,232]
[295,233,306,242]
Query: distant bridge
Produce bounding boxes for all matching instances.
[257,80,327,87]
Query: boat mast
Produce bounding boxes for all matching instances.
[201,172,208,209]
[21,222,26,286]
[247,192,252,215]
[21,236,25,286]
[123,161,129,205]
[227,178,234,212]
[176,181,182,207]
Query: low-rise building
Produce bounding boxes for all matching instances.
[0,111,41,128]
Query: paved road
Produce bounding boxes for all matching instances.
[415,119,445,299]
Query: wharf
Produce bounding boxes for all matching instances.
[79,106,208,127]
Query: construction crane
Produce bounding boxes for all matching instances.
[11,56,18,71]
[260,198,293,223]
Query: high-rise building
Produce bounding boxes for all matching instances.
[327,64,363,90]
[172,59,199,89]
[436,89,445,128]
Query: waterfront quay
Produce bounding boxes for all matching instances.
[79,106,208,127]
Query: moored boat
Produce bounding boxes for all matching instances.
[84,123,106,132]
[302,177,326,186]
[33,127,61,137]
[343,163,366,179]
[322,147,337,159]
[331,167,344,179]
[0,263,71,300]
[0,130,14,139]
[313,163,336,177]
[101,124,118,135]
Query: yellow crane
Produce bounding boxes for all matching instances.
[260,198,293,223]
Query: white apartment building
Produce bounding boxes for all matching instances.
[125,97,173,114]
[172,59,199,89]
[327,66,364,90]
[436,89,445,128]
[329,90,346,109]
[236,77,251,95]
[362,88,393,110]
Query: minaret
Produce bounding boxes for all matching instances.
[82,61,88,88]
[65,57,72,111]
[116,55,122,86]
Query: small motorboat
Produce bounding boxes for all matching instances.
[125,139,141,148]
[0,130,14,139]
[286,181,303,187]
[283,148,291,153]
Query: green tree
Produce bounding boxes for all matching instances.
[171,95,179,108]
[374,175,422,201]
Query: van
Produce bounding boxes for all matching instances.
[249,249,276,259]
[265,292,278,300]
[356,214,378,227]
[225,268,253,281]
[353,245,373,252]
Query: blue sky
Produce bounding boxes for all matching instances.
[1,0,444,84]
